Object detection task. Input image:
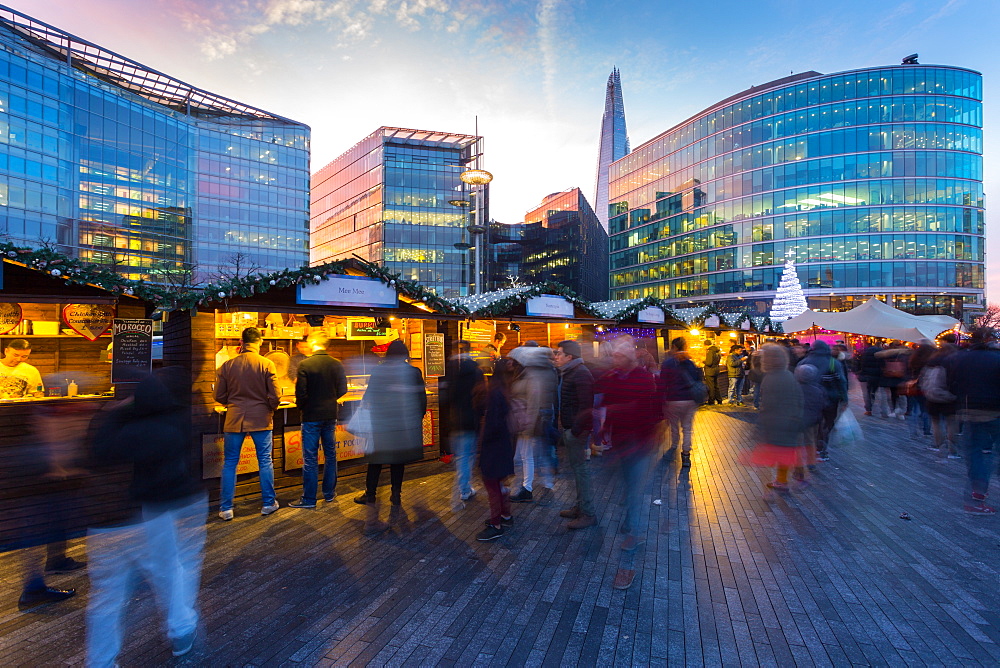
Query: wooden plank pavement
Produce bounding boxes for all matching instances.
[2,385,999,666]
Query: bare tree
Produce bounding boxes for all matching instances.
[211,252,262,283]
[976,303,1000,328]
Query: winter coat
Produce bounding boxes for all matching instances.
[94,368,202,505]
[509,347,557,438]
[295,351,348,422]
[215,342,280,432]
[478,380,516,480]
[557,357,594,436]
[362,359,427,465]
[794,364,829,428]
[726,351,748,378]
[876,347,911,388]
[596,365,661,456]
[703,345,722,377]
[443,353,486,432]
[946,346,1000,413]
[798,340,847,403]
[858,345,882,383]
[659,351,701,402]
[757,368,803,448]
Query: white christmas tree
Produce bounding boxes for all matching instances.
[770,254,808,321]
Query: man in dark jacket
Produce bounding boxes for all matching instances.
[703,340,722,404]
[554,340,596,529]
[290,332,348,509]
[946,328,1000,514]
[444,340,486,503]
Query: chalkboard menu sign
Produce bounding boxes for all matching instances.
[111,318,153,383]
[424,333,445,377]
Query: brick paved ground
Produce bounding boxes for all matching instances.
[2,387,1000,666]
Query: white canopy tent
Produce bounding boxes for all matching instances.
[780,298,959,343]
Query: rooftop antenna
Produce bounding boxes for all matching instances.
[902,53,919,65]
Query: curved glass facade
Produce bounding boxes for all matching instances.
[608,65,984,316]
[0,7,309,281]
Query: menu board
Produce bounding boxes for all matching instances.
[111,318,153,383]
[424,333,445,377]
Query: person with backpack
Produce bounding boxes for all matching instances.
[797,340,847,462]
[922,341,960,459]
[659,337,703,467]
[794,363,829,479]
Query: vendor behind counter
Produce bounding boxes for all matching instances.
[0,339,43,398]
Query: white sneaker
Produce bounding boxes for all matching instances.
[261,502,280,516]
[218,510,233,521]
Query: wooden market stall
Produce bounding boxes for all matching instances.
[1,258,153,550]
[160,261,464,501]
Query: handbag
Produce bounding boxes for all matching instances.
[347,402,374,455]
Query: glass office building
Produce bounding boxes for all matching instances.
[0,6,310,281]
[489,188,609,301]
[311,127,484,299]
[608,65,984,317]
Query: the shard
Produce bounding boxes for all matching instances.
[594,67,630,232]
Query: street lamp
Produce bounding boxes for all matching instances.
[459,168,493,294]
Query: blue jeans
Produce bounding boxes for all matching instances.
[729,377,745,403]
[220,430,275,511]
[451,430,477,498]
[301,420,337,503]
[619,450,653,535]
[963,417,998,497]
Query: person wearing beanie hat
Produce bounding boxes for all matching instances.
[354,339,427,533]
[553,339,596,529]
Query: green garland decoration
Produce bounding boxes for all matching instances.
[459,282,601,319]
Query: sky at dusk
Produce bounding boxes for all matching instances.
[9,0,1000,296]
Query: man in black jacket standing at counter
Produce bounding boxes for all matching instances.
[290,332,348,509]
[554,340,596,530]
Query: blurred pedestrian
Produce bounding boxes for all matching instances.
[797,340,847,462]
[904,341,935,439]
[477,358,518,541]
[659,337,701,466]
[507,345,557,503]
[794,363,828,476]
[354,341,426,533]
[747,345,764,409]
[921,341,959,458]
[87,368,207,664]
[743,344,804,491]
[443,340,486,505]
[875,342,910,419]
[596,336,661,552]
[215,327,280,520]
[703,340,722,405]
[289,332,347,509]
[858,341,883,416]
[553,340,596,529]
[945,327,1000,514]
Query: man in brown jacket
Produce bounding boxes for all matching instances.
[215,327,280,520]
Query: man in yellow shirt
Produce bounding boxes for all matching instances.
[0,339,43,397]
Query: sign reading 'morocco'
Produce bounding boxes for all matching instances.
[297,275,397,308]
[525,294,574,318]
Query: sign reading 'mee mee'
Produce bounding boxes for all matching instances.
[525,294,574,318]
[297,275,397,308]
[637,306,665,324]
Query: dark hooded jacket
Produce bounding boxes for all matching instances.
[93,367,202,505]
[795,364,829,428]
[797,340,847,403]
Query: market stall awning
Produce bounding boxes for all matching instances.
[781,298,958,343]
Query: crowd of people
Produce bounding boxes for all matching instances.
[10,324,1000,665]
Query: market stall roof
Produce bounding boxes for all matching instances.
[455,284,615,324]
[590,297,686,327]
[780,298,959,343]
[0,257,147,307]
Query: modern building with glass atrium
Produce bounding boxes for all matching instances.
[608,63,984,318]
[311,127,484,299]
[0,5,310,281]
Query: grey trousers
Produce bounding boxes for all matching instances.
[563,428,595,517]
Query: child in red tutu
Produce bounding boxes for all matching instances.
[741,344,804,490]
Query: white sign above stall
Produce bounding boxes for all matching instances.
[297,275,397,308]
[525,294,574,318]
[637,306,665,324]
